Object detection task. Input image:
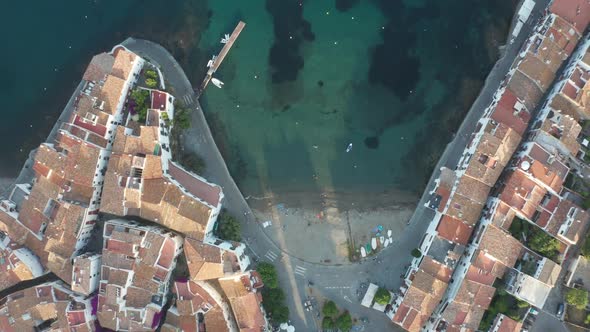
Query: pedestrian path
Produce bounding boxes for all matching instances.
[181,94,194,106]
[294,265,307,277]
[264,251,279,262]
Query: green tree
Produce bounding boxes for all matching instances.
[174,107,192,129]
[217,213,241,242]
[528,231,559,258]
[374,287,391,305]
[322,317,335,329]
[262,288,289,323]
[145,77,158,88]
[257,262,278,289]
[131,88,149,106]
[180,153,205,174]
[584,313,590,325]
[322,300,338,318]
[335,311,353,332]
[566,288,589,310]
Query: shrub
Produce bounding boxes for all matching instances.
[374,287,391,305]
[145,69,158,79]
[216,212,241,242]
[145,77,158,88]
[566,288,589,310]
[257,262,278,289]
[585,313,590,325]
[322,300,338,318]
[130,89,150,122]
[411,248,422,258]
[335,311,353,332]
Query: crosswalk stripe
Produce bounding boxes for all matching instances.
[264,251,278,261]
[294,266,306,276]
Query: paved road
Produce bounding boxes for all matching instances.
[122,5,550,328]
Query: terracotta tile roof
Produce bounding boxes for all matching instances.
[112,125,159,156]
[478,225,523,270]
[536,258,561,286]
[437,215,473,245]
[445,193,484,226]
[0,282,94,331]
[111,48,138,80]
[465,264,496,286]
[219,276,266,332]
[491,313,523,332]
[168,162,222,208]
[492,89,530,136]
[100,75,126,116]
[550,0,590,33]
[83,52,114,82]
[418,256,453,283]
[499,169,548,220]
[184,238,224,280]
[507,71,544,111]
[539,111,582,156]
[521,143,569,192]
[455,176,491,205]
[204,306,230,332]
[546,198,589,244]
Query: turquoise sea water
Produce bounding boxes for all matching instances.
[0,0,516,199]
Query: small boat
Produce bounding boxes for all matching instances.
[360,246,367,258]
[346,143,352,153]
[211,77,224,88]
[387,230,392,237]
[383,239,390,247]
[371,238,377,250]
[380,236,385,245]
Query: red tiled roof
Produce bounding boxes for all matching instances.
[437,215,473,245]
[67,311,87,326]
[168,162,221,207]
[106,239,134,256]
[492,89,530,136]
[465,265,496,286]
[550,0,590,33]
[151,91,168,111]
[157,238,175,269]
[72,114,107,137]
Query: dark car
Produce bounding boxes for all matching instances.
[556,303,565,318]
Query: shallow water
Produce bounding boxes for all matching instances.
[0,0,515,200]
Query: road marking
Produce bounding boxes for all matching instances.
[324,286,350,289]
[264,251,278,262]
[294,266,306,276]
[182,94,194,105]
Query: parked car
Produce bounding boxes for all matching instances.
[556,303,565,318]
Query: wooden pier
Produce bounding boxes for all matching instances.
[197,21,246,96]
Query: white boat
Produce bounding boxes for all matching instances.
[387,230,392,237]
[211,77,225,88]
[360,246,367,258]
[380,236,385,245]
[383,239,390,247]
[346,143,353,153]
[371,237,377,250]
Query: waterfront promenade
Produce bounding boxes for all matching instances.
[122,1,550,325]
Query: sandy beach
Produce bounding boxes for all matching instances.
[247,189,417,264]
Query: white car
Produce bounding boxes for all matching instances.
[262,220,272,228]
